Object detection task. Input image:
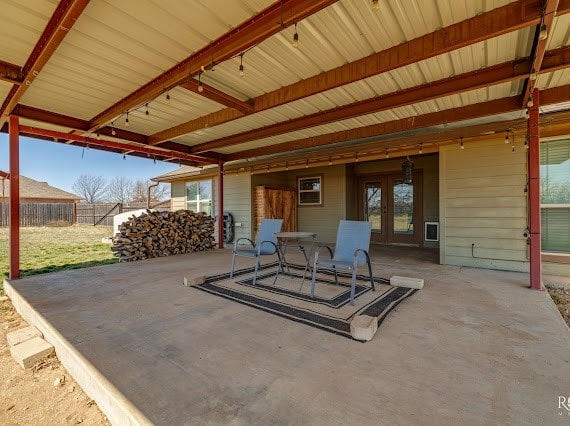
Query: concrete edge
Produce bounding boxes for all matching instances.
[3,279,152,426]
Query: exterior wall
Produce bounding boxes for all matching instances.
[288,165,346,244]
[170,181,187,211]
[222,173,252,243]
[170,174,252,245]
[439,139,529,272]
[351,154,440,247]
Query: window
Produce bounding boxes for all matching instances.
[540,139,570,252]
[298,176,322,205]
[186,180,212,216]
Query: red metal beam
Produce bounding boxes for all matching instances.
[528,88,542,290]
[10,104,226,162]
[218,161,224,249]
[181,80,253,115]
[522,0,560,107]
[150,0,570,145]
[88,0,337,130]
[9,116,20,280]
[0,60,23,85]
[17,125,217,165]
[0,0,91,124]
[192,46,570,153]
[227,96,523,160]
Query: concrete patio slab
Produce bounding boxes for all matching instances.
[4,247,570,425]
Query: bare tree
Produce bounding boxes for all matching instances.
[131,180,169,204]
[72,174,107,203]
[106,176,134,204]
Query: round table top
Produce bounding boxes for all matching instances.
[275,231,316,238]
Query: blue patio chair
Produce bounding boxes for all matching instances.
[310,220,375,305]
[230,219,283,285]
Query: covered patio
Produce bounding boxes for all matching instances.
[4,248,569,424]
[2,0,570,423]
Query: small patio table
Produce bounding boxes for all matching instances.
[273,231,317,288]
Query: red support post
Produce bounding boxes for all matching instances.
[218,161,224,249]
[8,115,20,279]
[528,88,542,290]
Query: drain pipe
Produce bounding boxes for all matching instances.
[147,181,159,209]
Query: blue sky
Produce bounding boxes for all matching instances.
[0,134,179,194]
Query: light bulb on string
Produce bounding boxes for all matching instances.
[539,23,548,40]
[292,23,299,47]
[460,137,464,150]
[125,112,129,127]
[527,96,534,108]
[198,73,204,92]
[111,122,116,136]
[385,148,389,158]
[239,54,244,77]
[145,103,149,117]
[504,131,510,144]
[419,143,423,154]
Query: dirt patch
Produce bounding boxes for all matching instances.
[0,299,109,425]
[548,288,570,328]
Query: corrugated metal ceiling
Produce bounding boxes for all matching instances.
[3,0,570,160]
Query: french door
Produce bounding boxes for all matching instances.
[359,172,422,244]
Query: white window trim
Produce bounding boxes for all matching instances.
[298,176,322,206]
[186,180,212,214]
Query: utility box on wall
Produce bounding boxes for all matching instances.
[254,186,297,234]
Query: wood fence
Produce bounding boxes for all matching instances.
[76,201,170,226]
[0,200,170,227]
[0,202,74,226]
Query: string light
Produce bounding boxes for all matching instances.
[145,103,149,116]
[504,130,510,144]
[539,23,548,40]
[285,162,289,171]
[239,53,244,77]
[125,112,129,127]
[355,153,359,162]
[524,136,529,149]
[305,159,308,168]
[198,73,204,92]
[460,137,464,150]
[525,109,530,120]
[123,153,126,160]
[419,143,423,154]
[96,132,100,140]
[111,122,116,136]
[371,0,380,10]
[292,23,299,48]
[385,148,389,158]
[328,157,332,166]
[527,95,534,108]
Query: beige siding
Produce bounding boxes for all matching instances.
[288,165,346,244]
[440,139,529,272]
[171,181,187,211]
[223,173,252,242]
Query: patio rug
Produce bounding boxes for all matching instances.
[192,262,417,341]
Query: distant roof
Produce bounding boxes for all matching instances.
[0,172,81,201]
[152,166,218,183]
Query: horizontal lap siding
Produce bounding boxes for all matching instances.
[440,140,529,272]
[223,174,252,242]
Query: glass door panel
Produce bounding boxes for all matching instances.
[392,180,414,235]
[364,182,382,233]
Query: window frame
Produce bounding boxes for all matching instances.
[185,179,212,216]
[297,175,323,206]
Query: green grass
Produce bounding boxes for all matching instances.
[0,225,117,290]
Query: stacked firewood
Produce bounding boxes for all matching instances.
[112,210,215,262]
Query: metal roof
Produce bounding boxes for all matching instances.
[1,0,570,166]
